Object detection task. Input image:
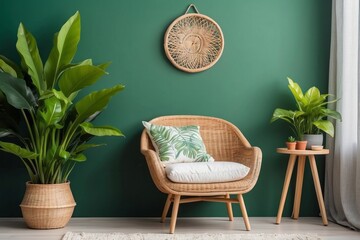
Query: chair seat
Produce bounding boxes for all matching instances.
[165,175,254,194]
[165,161,250,183]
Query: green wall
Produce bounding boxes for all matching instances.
[0,0,332,217]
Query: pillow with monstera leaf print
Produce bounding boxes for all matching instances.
[142,121,215,165]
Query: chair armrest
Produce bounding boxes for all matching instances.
[234,146,262,192]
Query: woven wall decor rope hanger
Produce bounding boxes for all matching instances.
[164,4,224,73]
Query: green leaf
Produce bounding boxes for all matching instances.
[44,11,81,88]
[0,72,37,109]
[322,108,342,121]
[0,55,23,78]
[52,89,71,106]
[0,141,38,159]
[0,59,17,77]
[74,143,106,154]
[59,148,70,160]
[58,59,93,72]
[58,64,107,97]
[39,89,71,116]
[38,96,63,127]
[44,32,59,89]
[38,90,55,101]
[80,122,124,136]
[304,87,322,106]
[75,84,125,123]
[70,153,86,162]
[271,108,298,123]
[57,11,81,64]
[16,23,44,94]
[287,77,305,107]
[271,108,305,140]
[97,62,111,71]
[313,120,334,137]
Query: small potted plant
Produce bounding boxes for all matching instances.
[295,139,308,150]
[286,136,296,150]
[271,77,342,149]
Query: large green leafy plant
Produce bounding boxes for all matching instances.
[0,12,124,184]
[271,78,341,140]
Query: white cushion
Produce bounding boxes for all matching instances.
[165,162,250,183]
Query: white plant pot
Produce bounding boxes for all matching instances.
[302,134,323,150]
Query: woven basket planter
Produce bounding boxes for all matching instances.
[20,182,76,229]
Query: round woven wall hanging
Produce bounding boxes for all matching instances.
[164,4,224,73]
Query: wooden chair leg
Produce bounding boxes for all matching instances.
[161,194,173,223]
[169,195,181,234]
[238,194,251,231]
[226,193,234,221]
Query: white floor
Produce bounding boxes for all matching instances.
[0,217,359,240]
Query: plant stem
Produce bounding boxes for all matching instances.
[21,110,35,150]
[21,109,41,182]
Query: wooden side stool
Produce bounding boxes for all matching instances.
[275,148,329,225]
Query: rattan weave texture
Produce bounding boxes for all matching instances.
[164,5,224,73]
[141,115,262,196]
[140,115,262,233]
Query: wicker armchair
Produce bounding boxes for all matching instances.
[140,115,262,233]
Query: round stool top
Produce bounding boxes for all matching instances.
[277,148,329,155]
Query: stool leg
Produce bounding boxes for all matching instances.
[308,155,328,226]
[292,156,306,219]
[276,154,296,224]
